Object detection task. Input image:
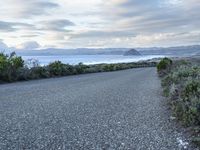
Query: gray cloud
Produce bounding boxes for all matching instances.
[17,41,41,50]
[0,0,200,48]
[0,0,60,18]
[73,30,136,39]
[39,19,75,32]
[0,21,15,32]
[101,0,200,34]
[0,21,34,32]
[67,0,200,47]
[21,1,59,17]
[20,34,40,38]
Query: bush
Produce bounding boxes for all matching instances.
[47,61,66,76]
[157,57,173,77]
[173,80,200,126]
[16,67,31,81]
[74,63,88,74]
[9,53,24,69]
[158,58,200,146]
[0,52,24,82]
[157,57,172,71]
[183,80,200,98]
[30,67,50,79]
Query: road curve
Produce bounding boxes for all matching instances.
[0,68,190,149]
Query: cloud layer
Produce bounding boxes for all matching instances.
[16,41,41,50]
[0,0,199,48]
[0,40,8,50]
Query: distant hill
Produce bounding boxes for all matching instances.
[124,49,141,56]
[12,45,200,57]
[138,45,200,56]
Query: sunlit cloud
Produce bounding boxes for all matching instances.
[16,41,41,50]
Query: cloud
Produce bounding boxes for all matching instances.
[0,0,59,18]
[65,0,200,47]
[101,0,200,34]
[69,31,200,48]
[0,21,34,32]
[20,34,40,38]
[0,40,8,50]
[17,41,41,50]
[0,0,200,48]
[39,19,75,32]
[0,21,15,32]
[21,1,59,17]
[72,30,136,39]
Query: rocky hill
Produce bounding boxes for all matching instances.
[124,49,141,56]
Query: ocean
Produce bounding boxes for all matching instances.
[21,55,165,66]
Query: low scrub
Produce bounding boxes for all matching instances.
[157,57,173,77]
[157,57,200,146]
[0,52,157,83]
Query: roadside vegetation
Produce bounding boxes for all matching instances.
[0,52,156,83]
[157,57,200,146]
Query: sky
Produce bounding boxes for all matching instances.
[0,0,200,49]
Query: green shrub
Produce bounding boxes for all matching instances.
[157,57,172,71]
[0,53,8,70]
[74,63,88,74]
[157,57,173,77]
[0,52,24,82]
[62,64,74,75]
[183,80,200,98]
[158,59,200,146]
[47,61,66,76]
[102,64,114,71]
[159,58,200,128]
[30,67,50,79]
[16,67,31,81]
[9,54,24,69]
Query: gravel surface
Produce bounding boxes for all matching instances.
[0,68,193,149]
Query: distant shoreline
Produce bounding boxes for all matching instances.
[20,54,165,66]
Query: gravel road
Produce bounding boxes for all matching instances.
[0,68,192,149]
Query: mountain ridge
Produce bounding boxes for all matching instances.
[4,45,200,57]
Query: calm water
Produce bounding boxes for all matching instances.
[21,55,165,65]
